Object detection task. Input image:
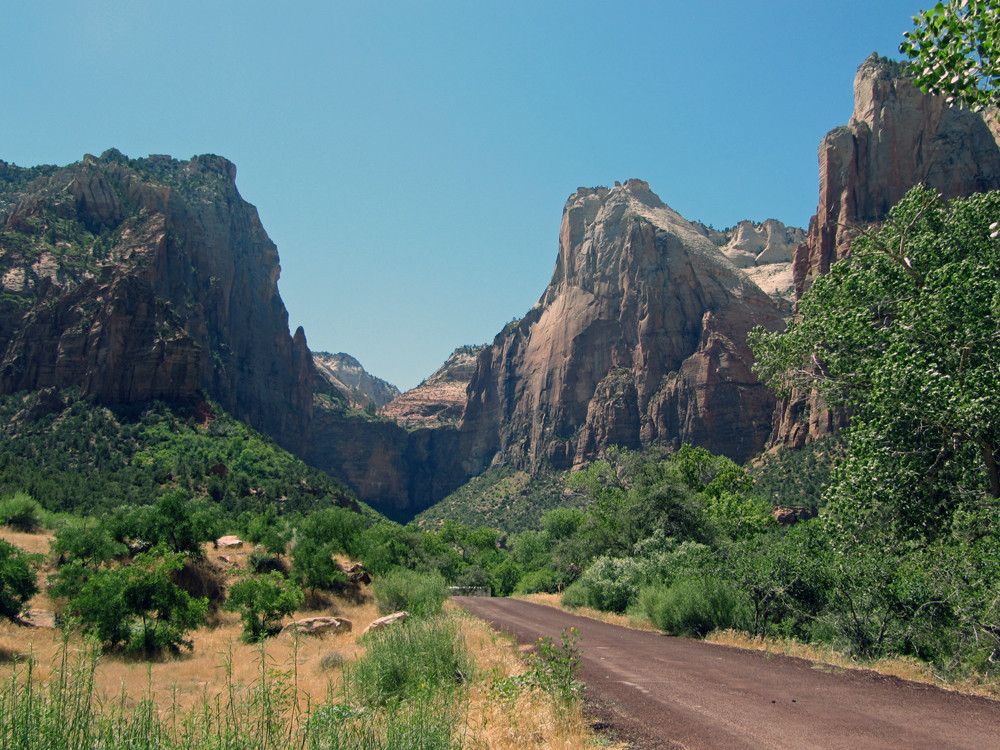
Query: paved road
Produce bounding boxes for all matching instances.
[454,596,1000,750]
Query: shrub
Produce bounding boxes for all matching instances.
[320,651,345,671]
[488,558,522,597]
[66,550,208,654]
[515,568,562,594]
[350,616,470,705]
[0,540,38,622]
[51,517,125,568]
[0,492,44,532]
[248,549,290,576]
[640,576,746,637]
[224,572,304,642]
[562,556,645,613]
[372,569,447,618]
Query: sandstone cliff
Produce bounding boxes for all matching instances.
[313,351,400,410]
[0,149,313,455]
[459,179,788,473]
[694,219,803,305]
[772,54,1000,448]
[380,345,485,428]
[0,149,475,521]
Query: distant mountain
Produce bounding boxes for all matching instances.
[313,351,400,410]
[380,345,484,428]
[0,149,471,522]
[457,179,788,474]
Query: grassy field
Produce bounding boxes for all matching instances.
[0,527,615,749]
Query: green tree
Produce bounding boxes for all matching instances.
[900,0,1000,110]
[0,541,38,622]
[224,572,304,641]
[66,550,208,654]
[49,518,127,599]
[750,186,1000,541]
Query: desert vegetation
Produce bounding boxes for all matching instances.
[0,523,603,749]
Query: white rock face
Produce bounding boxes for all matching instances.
[718,219,804,302]
[313,352,400,409]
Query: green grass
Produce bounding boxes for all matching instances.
[0,616,471,750]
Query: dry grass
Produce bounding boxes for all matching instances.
[0,526,375,717]
[1,527,614,746]
[514,593,658,632]
[454,607,623,750]
[706,629,1000,701]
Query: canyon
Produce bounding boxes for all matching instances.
[2,54,999,520]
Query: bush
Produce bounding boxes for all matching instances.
[562,556,645,613]
[66,550,208,654]
[248,549,290,576]
[225,572,304,642]
[515,568,563,595]
[372,569,447,618]
[640,576,746,637]
[0,492,44,532]
[0,540,38,622]
[350,616,470,705]
[51,518,125,568]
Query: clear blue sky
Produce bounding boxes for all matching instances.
[3,1,921,391]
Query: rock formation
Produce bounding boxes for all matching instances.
[458,179,788,473]
[380,345,484,428]
[313,351,400,410]
[772,54,1000,448]
[0,149,313,454]
[0,149,473,521]
[716,220,804,304]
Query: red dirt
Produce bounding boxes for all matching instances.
[455,596,1000,750]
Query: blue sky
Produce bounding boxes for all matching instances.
[3,1,921,390]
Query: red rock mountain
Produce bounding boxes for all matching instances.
[772,54,1000,448]
[456,179,788,474]
[0,150,313,454]
[379,345,484,428]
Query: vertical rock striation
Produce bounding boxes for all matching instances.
[459,179,787,473]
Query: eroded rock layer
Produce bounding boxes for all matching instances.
[380,345,484,428]
[459,179,787,473]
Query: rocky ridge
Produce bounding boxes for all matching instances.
[0,149,313,454]
[458,179,788,474]
[772,53,1000,448]
[380,345,485,428]
[313,351,400,410]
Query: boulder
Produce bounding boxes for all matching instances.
[363,611,409,635]
[281,617,353,637]
[216,535,243,549]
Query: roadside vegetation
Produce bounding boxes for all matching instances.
[0,525,602,750]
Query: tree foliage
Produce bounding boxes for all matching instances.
[750,186,1000,541]
[0,541,38,623]
[66,550,208,654]
[900,0,1000,110]
[224,572,303,642]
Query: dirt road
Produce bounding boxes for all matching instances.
[454,596,1000,750]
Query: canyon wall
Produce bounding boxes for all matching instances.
[772,54,1000,448]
